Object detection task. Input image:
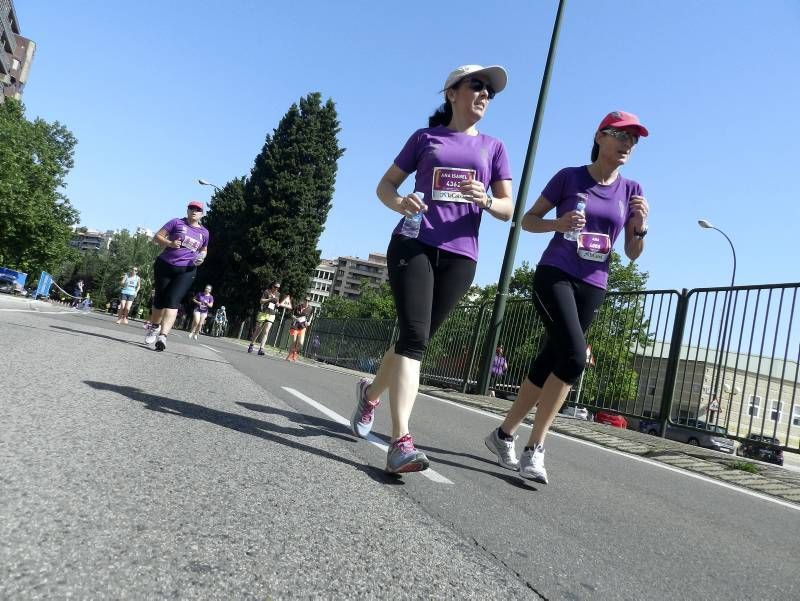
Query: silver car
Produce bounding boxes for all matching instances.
[666,419,735,454]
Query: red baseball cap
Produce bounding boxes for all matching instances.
[597,111,649,137]
[187,200,204,211]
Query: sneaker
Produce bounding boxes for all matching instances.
[248,343,254,353]
[122,318,129,325]
[519,445,548,484]
[154,334,167,352]
[350,378,379,438]
[257,348,265,356]
[484,428,520,471]
[144,323,161,345]
[386,434,429,474]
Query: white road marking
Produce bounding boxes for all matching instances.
[282,386,453,484]
[418,392,800,512]
[200,344,221,353]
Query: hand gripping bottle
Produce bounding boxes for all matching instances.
[399,192,426,238]
[564,197,586,242]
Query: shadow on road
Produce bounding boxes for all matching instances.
[83,380,401,486]
[52,325,228,364]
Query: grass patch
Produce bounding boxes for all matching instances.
[727,460,760,474]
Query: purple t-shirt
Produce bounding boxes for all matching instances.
[194,293,214,313]
[538,166,643,289]
[392,126,512,261]
[157,218,210,267]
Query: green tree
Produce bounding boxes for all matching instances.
[217,93,344,320]
[0,100,79,274]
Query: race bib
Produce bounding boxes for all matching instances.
[182,234,202,252]
[432,167,477,203]
[577,233,611,262]
[295,315,307,324]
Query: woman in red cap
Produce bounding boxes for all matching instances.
[484,111,649,485]
[144,201,210,352]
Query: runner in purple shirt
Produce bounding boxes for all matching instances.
[485,111,650,485]
[144,200,210,352]
[188,285,214,340]
[349,64,514,474]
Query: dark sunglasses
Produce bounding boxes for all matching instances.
[463,77,495,99]
[601,128,639,145]
[188,206,203,212]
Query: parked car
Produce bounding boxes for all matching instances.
[0,274,25,295]
[738,434,784,466]
[639,418,735,454]
[595,410,628,429]
[560,404,592,421]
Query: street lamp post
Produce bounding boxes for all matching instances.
[198,179,222,193]
[476,0,568,394]
[698,219,737,424]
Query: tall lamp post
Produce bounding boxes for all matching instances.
[198,178,222,193]
[698,219,737,423]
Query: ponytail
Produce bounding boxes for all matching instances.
[428,99,453,127]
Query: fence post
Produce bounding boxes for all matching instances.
[659,289,689,437]
[463,302,490,394]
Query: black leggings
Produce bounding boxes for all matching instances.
[387,236,476,361]
[527,265,606,387]
[153,257,197,310]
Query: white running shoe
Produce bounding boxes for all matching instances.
[519,444,548,484]
[144,323,161,345]
[155,334,167,352]
[484,428,519,471]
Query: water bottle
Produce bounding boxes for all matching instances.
[399,192,426,238]
[564,198,586,242]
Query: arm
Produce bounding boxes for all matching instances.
[623,195,648,261]
[153,228,181,249]
[191,295,202,306]
[376,164,426,215]
[521,195,581,234]
[458,179,514,221]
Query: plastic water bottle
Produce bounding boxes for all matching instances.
[564,198,586,242]
[399,192,426,238]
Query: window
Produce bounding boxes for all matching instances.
[748,395,761,418]
[770,400,783,422]
[793,406,800,427]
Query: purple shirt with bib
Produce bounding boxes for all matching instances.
[194,292,214,313]
[158,218,210,267]
[538,166,642,290]
[392,126,512,261]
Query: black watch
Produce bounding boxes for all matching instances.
[633,227,648,240]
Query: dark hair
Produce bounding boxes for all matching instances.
[428,99,454,127]
[591,140,599,162]
[268,281,280,289]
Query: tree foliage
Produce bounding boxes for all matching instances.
[201,93,344,320]
[0,100,80,274]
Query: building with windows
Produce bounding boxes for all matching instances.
[70,228,114,252]
[1,0,35,102]
[306,259,337,310]
[331,253,389,300]
[630,342,799,449]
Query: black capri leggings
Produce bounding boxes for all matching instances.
[527,265,606,387]
[387,236,476,361]
[152,257,197,310]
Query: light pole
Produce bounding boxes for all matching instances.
[698,219,737,424]
[198,179,222,193]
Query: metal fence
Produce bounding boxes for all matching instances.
[270,282,800,454]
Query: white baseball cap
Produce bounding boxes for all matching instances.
[441,64,508,94]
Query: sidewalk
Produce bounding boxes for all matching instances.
[239,341,800,506]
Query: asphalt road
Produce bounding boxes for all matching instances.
[2,300,798,600]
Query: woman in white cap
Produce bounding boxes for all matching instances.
[144,200,210,352]
[115,266,140,325]
[349,64,514,474]
[484,111,650,484]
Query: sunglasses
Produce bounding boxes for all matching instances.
[601,128,639,145]
[188,207,203,212]
[463,77,495,99]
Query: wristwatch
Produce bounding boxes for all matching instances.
[634,228,648,240]
[485,194,493,209]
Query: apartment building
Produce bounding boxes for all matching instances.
[306,259,337,310]
[1,0,35,102]
[331,253,389,300]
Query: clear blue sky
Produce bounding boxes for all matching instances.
[16,0,800,291]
